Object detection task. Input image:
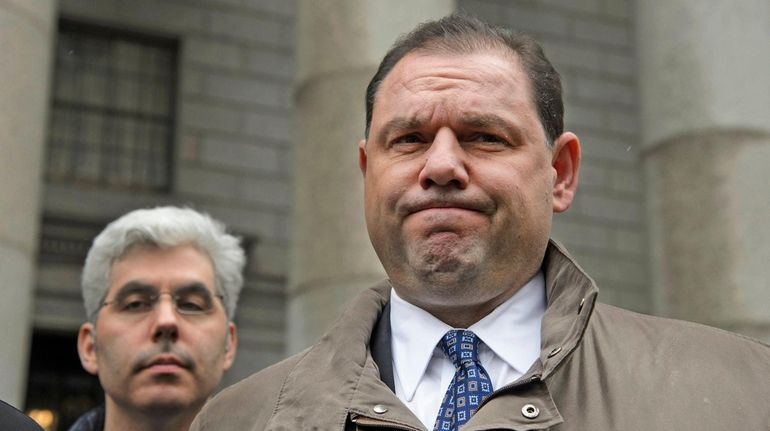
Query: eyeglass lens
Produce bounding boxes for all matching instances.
[106,282,217,315]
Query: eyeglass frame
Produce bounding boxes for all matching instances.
[98,281,225,318]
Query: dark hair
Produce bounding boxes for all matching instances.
[364,13,563,147]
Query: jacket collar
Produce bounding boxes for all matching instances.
[266,240,599,430]
[539,240,599,379]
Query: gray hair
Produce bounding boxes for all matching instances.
[82,206,245,322]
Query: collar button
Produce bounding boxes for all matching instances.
[521,403,540,419]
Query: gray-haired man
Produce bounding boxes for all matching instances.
[69,206,244,431]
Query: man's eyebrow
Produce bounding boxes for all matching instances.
[112,281,156,301]
[461,114,521,140]
[175,282,213,295]
[375,117,424,144]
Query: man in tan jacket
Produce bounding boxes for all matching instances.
[191,14,770,431]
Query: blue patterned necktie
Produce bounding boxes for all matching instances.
[433,330,494,431]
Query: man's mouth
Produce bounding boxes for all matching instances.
[138,354,191,374]
[403,198,490,216]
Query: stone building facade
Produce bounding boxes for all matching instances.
[1,0,767,429]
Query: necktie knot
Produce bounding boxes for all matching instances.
[439,329,482,367]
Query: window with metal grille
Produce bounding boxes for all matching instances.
[46,20,178,191]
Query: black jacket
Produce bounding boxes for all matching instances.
[0,400,44,431]
[67,405,104,431]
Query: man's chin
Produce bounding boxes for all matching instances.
[409,237,482,274]
[130,384,201,411]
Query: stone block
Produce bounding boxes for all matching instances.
[2,0,55,26]
[604,52,635,78]
[209,11,293,48]
[574,76,635,107]
[195,202,286,241]
[609,165,642,195]
[180,68,204,95]
[240,175,292,209]
[245,48,295,78]
[614,227,646,256]
[574,17,630,47]
[178,164,290,209]
[59,0,206,33]
[576,159,610,190]
[551,219,614,251]
[605,109,639,135]
[36,264,82,294]
[580,133,637,162]
[176,165,240,200]
[577,192,643,224]
[184,37,242,69]
[602,0,630,19]
[33,295,85,330]
[538,0,602,15]
[252,240,289,276]
[200,135,282,174]
[502,6,570,37]
[564,102,606,131]
[540,40,605,74]
[242,0,297,17]
[181,101,240,133]
[242,110,293,143]
[205,74,292,109]
[578,253,647,285]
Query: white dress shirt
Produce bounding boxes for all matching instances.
[390,273,546,429]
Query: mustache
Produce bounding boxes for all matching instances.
[131,339,195,373]
[397,192,495,216]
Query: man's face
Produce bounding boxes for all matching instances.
[359,50,579,320]
[77,244,237,415]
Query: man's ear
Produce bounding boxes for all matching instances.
[551,131,581,213]
[77,322,99,376]
[358,139,368,176]
[222,322,237,371]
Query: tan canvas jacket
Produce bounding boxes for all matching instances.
[191,241,770,430]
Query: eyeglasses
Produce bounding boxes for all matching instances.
[101,283,223,317]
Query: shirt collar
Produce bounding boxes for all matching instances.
[390,288,451,401]
[469,272,546,375]
[390,272,546,401]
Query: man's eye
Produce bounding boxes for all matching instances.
[120,298,153,312]
[392,134,424,145]
[176,294,211,312]
[468,133,506,144]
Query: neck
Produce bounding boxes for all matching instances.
[103,399,200,431]
[427,304,497,328]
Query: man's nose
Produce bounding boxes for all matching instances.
[418,128,469,189]
[151,294,179,342]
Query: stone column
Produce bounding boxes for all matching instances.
[289,0,455,352]
[0,0,56,407]
[637,0,770,341]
